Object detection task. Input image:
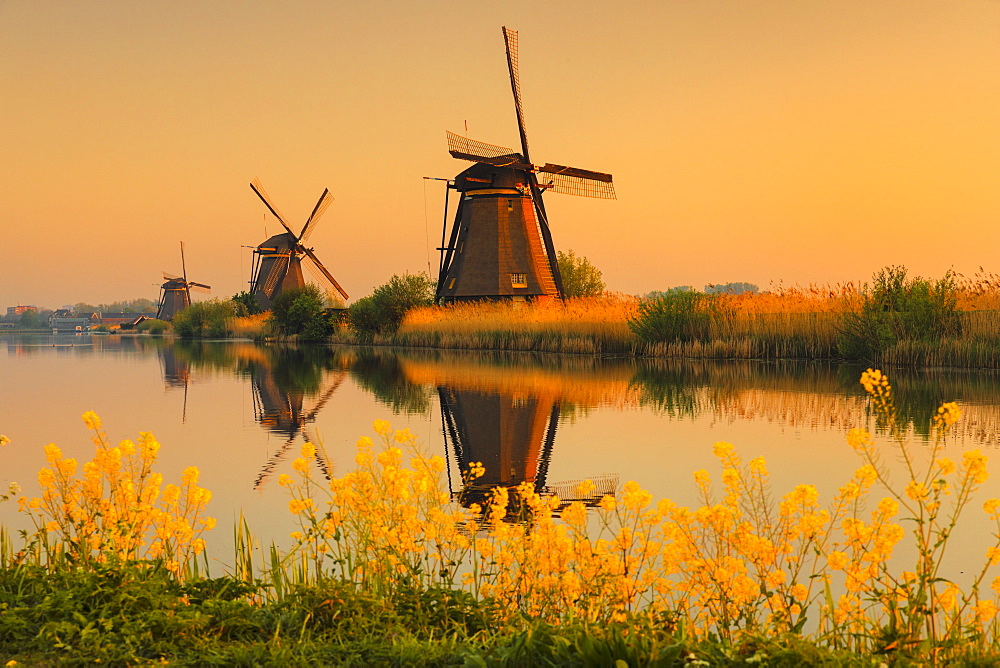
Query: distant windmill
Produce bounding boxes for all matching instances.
[157,241,211,321]
[248,179,349,311]
[436,27,615,303]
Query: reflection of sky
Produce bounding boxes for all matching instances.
[2,337,999,582]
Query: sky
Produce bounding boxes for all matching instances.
[3,0,1000,308]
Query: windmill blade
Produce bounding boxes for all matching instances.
[162,271,182,281]
[180,241,188,282]
[302,247,349,300]
[503,27,532,165]
[250,179,297,237]
[298,189,332,243]
[263,255,290,298]
[446,132,529,168]
[537,164,616,199]
[303,369,348,421]
[188,282,211,294]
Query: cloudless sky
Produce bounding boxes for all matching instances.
[3,0,999,308]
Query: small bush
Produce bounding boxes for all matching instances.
[839,266,961,362]
[349,273,434,336]
[172,300,239,338]
[231,291,264,316]
[137,318,171,335]
[628,291,712,343]
[270,285,334,340]
[557,249,605,298]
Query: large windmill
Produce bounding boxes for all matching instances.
[248,179,349,311]
[436,27,615,303]
[157,241,211,321]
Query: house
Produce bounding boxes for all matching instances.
[6,305,36,317]
[50,312,100,332]
[98,312,157,329]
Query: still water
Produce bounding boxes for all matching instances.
[2,333,1000,576]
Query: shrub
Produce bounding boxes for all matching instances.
[231,291,264,316]
[839,266,961,363]
[172,300,238,338]
[270,285,334,340]
[628,290,712,343]
[137,318,170,335]
[557,249,606,298]
[349,273,434,336]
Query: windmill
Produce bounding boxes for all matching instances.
[248,179,349,311]
[157,241,211,321]
[436,27,615,303]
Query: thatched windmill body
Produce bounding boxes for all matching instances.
[248,179,349,311]
[436,27,615,303]
[157,241,211,321]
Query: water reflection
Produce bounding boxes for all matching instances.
[394,352,624,513]
[154,341,348,487]
[144,340,1000,495]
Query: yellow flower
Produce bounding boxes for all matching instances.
[373,419,391,435]
[301,442,316,459]
[984,498,1000,517]
[292,457,309,474]
[962,450,989,485]
[846,428,872,452]
[181,466,200,486]
[712,441,735,459]
[43,444,62,465]
[905,481,929,501]
[828,551,849,570]
[81,411,102,430]
[934,402,962,427]
[0,435,10,446]
[976,599,998,623]
[598,495,617,512]
[279,474,294,487]
[937,457,955,476]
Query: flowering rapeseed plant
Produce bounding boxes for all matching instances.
[278,370,1000,660]
[15,412,215,577]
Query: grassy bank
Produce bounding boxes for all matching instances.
[361,286,1000,367]
[4,371,1000,664]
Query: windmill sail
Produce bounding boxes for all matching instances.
[248,180,349,310]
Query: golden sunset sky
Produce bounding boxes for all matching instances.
[3,0,999,308]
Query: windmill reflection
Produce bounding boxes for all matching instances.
[154,340,346,488]
[158,343,191,422]
[397,353,621,515]
[246,346,346,489]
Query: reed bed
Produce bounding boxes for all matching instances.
[380,281,1000,367]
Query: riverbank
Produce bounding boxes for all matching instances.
[330,294,1000,368]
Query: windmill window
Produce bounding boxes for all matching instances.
[507,199,514,212]
[510,273,527,288]
[447,278,457,289]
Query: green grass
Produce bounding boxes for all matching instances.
[0,561,903,666]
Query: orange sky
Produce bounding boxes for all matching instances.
[3,1,999,308]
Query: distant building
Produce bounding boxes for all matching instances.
[98,312,157,328]
[0,322,14,330]
[50,311,100,332]
[6,305,37,316]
